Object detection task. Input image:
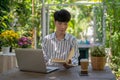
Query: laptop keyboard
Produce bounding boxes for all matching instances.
[46,66,59,72]
[47,68,52,71]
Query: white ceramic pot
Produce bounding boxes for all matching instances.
[2,46,10,54]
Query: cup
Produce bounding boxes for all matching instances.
[80,59,89,70]
[80,59,89,75]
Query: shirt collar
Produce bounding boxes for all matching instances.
[51,32,69,40]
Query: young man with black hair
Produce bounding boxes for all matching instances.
[42,9,79,69]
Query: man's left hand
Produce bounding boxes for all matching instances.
[63,59,73,69]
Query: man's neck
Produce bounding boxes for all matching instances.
[55,32,65,41]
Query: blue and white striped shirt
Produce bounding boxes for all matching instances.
[42,32,79,67]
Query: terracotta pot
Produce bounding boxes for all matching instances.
[91,57,106,70]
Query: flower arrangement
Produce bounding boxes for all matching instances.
[0,30,19,47]
[18,36,32,48]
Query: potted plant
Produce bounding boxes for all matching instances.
[90,46,106,70]
[18,36,32,48]
[0,30,19,53]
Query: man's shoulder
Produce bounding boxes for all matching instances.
[44,33,54,39]
[66,33,76,40]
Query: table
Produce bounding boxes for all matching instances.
[78,44,92,65]
[0,52,17,73]
[78,44,100,65]
[0,66,116,80]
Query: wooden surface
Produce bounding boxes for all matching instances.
[0,52,17,73]
[0,66,116,80]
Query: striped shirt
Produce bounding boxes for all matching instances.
[42,32,79,67]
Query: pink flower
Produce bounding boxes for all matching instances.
[18,36,32,48]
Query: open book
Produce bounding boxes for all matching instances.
[52,48,75,65]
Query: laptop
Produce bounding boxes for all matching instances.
[15,48,59,73]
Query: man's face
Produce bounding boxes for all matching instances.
[55,21,68,34]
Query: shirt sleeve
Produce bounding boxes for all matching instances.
[41,37,49,62]
[71,38,80,66]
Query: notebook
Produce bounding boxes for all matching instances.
[52,48,75,66]
[15,48,59,73]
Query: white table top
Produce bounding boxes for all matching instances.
[0,52,15,56]
[78,44,101,48]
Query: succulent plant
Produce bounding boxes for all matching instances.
[90,46,106,57]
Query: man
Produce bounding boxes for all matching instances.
[42,9,79,69]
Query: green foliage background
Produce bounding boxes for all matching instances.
[103,0,120,78]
